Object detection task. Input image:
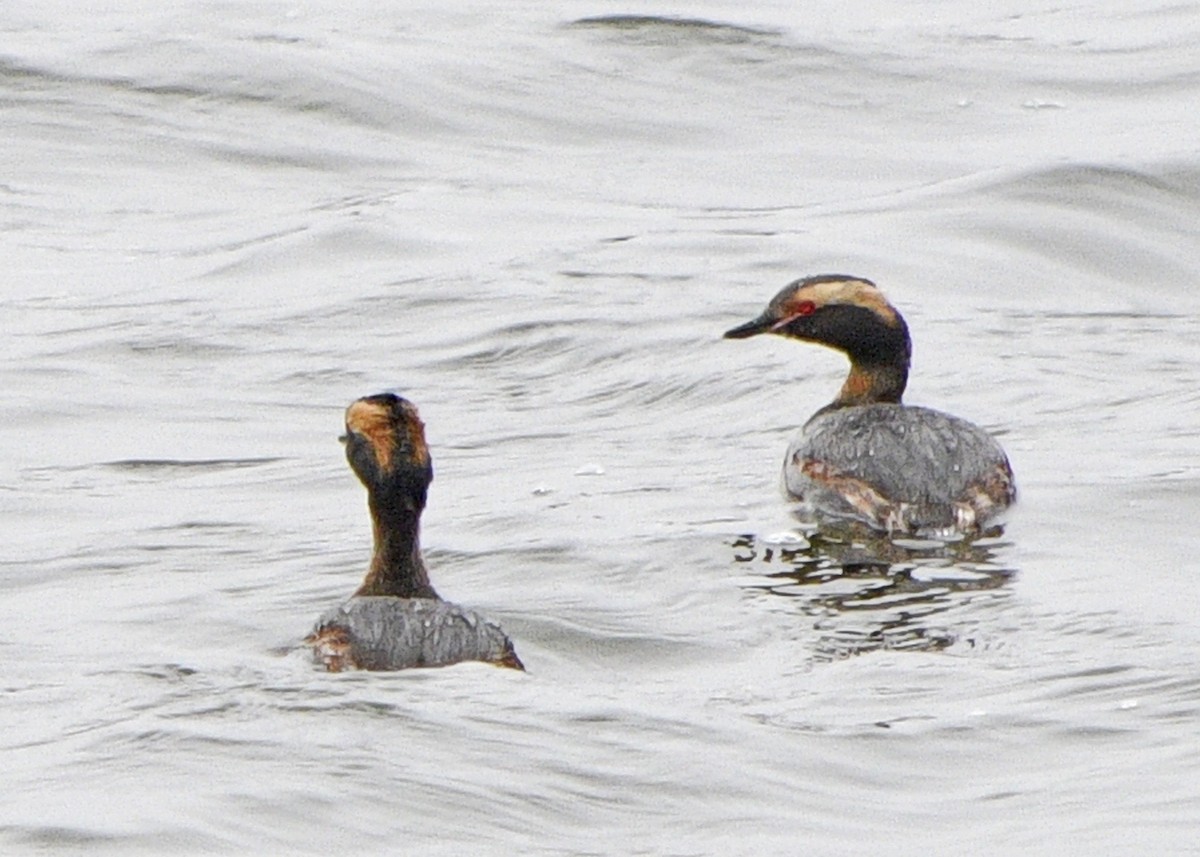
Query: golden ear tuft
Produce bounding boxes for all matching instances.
[345,399,397,472]
[398,401,430,468]
[792,277,899,326]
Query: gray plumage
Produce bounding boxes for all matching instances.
[785,403,1015,533]
[310,596,522,671]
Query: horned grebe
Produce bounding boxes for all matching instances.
[305,393,523,672]
[724,274,1015,535]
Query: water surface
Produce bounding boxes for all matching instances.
[3,2,1199,854]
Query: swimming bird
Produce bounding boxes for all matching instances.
[306,393,523,671]
[724,274,1015,536]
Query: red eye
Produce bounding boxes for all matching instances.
[795,300,817,316]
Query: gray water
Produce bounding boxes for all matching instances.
[3,2,1200,854]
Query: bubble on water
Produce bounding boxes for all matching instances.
[761,531,808,547]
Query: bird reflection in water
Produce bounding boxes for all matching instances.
[731,524,1015,660]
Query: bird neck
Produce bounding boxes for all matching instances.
[354,491,439,599]
[832,360,909,408]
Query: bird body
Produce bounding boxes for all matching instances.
[309,597,521,672]
[786,402,1013,533]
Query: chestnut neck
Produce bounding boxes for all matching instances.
[831,361,909,408]
[354,489,439,600]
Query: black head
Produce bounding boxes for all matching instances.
[724,274,911,366]
[340,393,433,500]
